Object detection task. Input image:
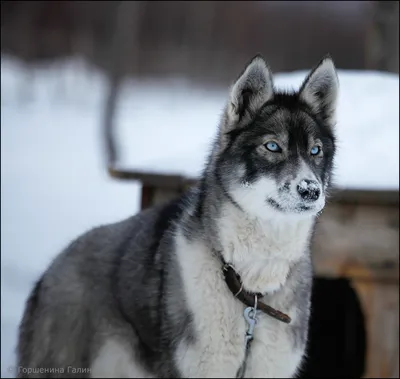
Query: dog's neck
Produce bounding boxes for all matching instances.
[213,200,314,295]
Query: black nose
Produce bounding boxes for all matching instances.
[297,179,320,201]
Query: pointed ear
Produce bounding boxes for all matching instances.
[227,54,274,126]
[299,56,339,126]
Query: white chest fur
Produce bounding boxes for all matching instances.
[174,205,312,378]
[217,202,313,295]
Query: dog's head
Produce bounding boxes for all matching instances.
[214,54,339,220]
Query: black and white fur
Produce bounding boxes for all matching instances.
[17,54,339,378]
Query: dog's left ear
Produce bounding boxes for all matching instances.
[299,56,339,126]
[227,54,274,125]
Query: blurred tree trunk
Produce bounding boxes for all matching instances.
[102,1,144,168]
[366,1,399,73]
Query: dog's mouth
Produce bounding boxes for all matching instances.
[266,197,320,214]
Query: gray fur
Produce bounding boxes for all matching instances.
[16,54,338,378]
[17,203,194,378]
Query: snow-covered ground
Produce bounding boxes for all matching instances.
[1,54,399,377]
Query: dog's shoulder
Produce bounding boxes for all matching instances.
[55,189,193,266]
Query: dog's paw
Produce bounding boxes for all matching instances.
[240,259,290,295]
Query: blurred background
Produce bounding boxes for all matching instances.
[1,1,399,378]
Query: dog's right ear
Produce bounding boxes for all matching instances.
[226,55,274,127]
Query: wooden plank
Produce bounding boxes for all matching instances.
[126,171,399,206]
[327,188,399,207]
[351,280,399,378]
[141,185,184,210]
[141,185,155,210]
[312,202,399,281]
[109,168,189,190]
[153,187,183,206]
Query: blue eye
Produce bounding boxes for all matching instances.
[265,141,282,153]
[310,145,321,155]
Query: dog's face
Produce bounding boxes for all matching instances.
[216,55,338,220]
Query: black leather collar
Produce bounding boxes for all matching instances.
[222,261,291,324]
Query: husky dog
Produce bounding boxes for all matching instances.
[17,54,339,378]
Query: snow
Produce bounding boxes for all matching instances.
[299,180,309,190]
[1,56,142,377]
[1,54,399,376]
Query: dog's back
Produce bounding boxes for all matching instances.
[16,195,191,378]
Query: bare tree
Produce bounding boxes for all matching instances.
[366,1,399,73]
[102,1,144,170]
[101,0,189,188]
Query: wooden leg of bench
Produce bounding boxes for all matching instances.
[141,185,155,210]
[140,185,183,210]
